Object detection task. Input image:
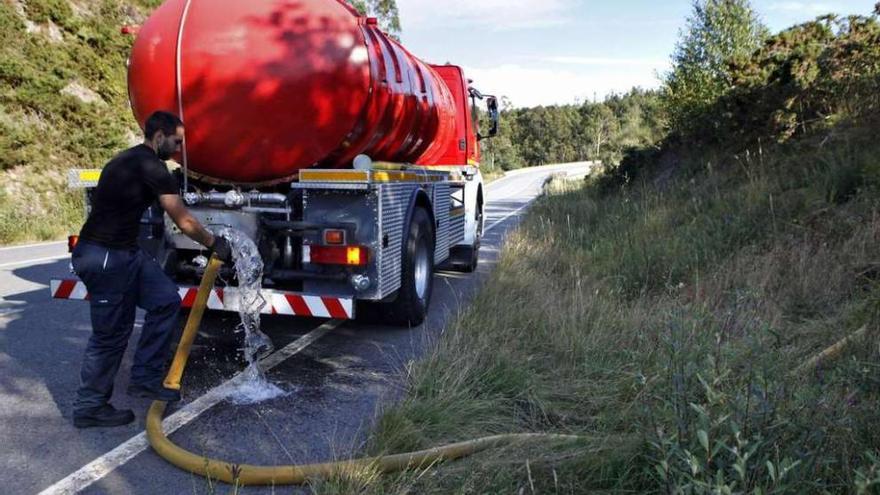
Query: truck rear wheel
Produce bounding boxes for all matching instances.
[384,207,434,326]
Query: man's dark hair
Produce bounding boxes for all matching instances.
[144,111,183,140]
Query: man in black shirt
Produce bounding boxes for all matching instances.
[71,111,232,428]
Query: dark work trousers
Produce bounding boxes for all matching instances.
[71,240,181,411]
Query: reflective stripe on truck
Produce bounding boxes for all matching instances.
[50,279,354,319]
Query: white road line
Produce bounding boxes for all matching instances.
[38,319,343,495]
[492,162,594,181]
[485,173,523,190]
[0,240,66,252]
[484,176,551,234]
[0,255,69,270]
[484,167,588,233]
[484,165,572,192]
[484,201,534,234]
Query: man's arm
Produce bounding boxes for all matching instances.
[158,194,215,248]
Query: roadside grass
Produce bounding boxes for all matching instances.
[332,128,880,493]
[0,186,83,243]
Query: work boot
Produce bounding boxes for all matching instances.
[73,404,135,429]
[126,382,181,402]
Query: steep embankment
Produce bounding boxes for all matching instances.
[310,125,880,495]
[0,0,158,243]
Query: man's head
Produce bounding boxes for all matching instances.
[144,111,184,160]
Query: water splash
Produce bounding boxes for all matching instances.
[228,366,289,406]
[218,227,286,405]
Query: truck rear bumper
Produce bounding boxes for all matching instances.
[50,279,354,319]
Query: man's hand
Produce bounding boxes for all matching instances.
[209,236,233,263]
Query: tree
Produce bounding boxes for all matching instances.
[481,130,523,171]
[663,0,767,135]
[346,0,401,39]
[581,104,618,164]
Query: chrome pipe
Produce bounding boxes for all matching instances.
[183,191,288,207]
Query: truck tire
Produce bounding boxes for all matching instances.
[384,207,435,326]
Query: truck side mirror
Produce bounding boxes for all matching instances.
[484,96,499,139]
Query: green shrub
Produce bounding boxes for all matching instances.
[22,0,74,26]
[0,0,153,242]
[718,14,880,144]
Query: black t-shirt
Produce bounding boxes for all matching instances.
[79,144,179,249]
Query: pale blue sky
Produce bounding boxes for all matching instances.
[394,1,877,107]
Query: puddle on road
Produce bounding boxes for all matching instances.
[192,229,395,406]
[217,228,287,405]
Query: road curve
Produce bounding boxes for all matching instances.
[0,162,591,494]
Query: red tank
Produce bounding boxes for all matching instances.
[127,0,458,184]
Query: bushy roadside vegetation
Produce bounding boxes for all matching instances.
[602,3,880,193]
[481,89,665,175]
[0,0,160,243]
[327,2,880,493]
[342,131,880,494]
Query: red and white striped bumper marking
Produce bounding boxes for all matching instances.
[50,279,90,301]
[178,287,226,311]
[264,293,353,319]
[50,279,354,319]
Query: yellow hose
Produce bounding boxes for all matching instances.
[146,254,579,486]
[163,256,223,391]
[797,324,870,375]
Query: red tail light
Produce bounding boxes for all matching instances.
[305,245,369,266]
[68,235,79,253]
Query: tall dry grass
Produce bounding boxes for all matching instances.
[337,130,880,494]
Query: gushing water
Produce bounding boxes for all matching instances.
[218,228,287,405]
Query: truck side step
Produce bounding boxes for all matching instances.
[50,279,354,319]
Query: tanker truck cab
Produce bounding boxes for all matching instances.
[51,2,498,327]
[427,64,498,272]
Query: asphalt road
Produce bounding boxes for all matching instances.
[0,162,592,494]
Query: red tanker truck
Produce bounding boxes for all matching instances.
[52,0,498,325]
